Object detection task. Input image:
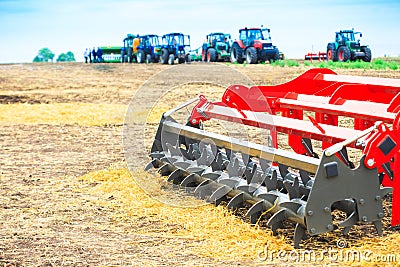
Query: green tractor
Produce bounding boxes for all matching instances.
[202,32,232,62]
[327,29,372,62]
[121,34,137,63]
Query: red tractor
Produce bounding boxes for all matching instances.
[230,27,280,64]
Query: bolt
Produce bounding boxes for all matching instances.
[307,210,313,216]
[367,158,375,167]
[327,224,334,230]
[324,207,330,213]
[310,228,316,234]
[359,199,365,205]
[378,212,384,218]
[375,195,381,201]
[362,216,368,222]
[192,119,197,124]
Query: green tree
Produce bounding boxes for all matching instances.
[33,48,55,62]
[56,51,76,62]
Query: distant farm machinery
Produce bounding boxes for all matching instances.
[146,68,400,247]
[202,32,232,62]
[160,33,191,65]
[230,27,280,64]
[327,29,372,62]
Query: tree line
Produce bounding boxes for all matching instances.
[33,48,76,62]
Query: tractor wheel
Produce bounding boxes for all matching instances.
[146,54,152,64]
[230,43,244,64]
[337,46,351,62]
[137,50,145,64]
[270,48,280,63]
[168,54,175,65]
[350,51,357,61]
[161,49,169,64]
[207,48,217,62]
[327,44,337,61]
[362,47,372,62]
[245,47,258,64]
[185,54,191,64]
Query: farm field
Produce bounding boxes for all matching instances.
[1,62,400,266]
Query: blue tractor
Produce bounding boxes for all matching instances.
[160,33,191,65]
[136,34,162,64]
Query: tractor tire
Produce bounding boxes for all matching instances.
[161,49,169,64]
[146,54,152,64]
[362,47,372,62]
[207,48,217,62]
[168,54,175,65]
[270,48,280,63]
[230,43,244,64]
[137,50,145,64]
[128,48,133,63]
[185,54,191,64]
[245,47,258,64]
[327,44,337,62]
[350,51,357,61]
[337,46,351,62]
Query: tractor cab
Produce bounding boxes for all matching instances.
[335,30,362,49]
[239,28,272,47]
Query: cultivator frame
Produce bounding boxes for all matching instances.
[145,68,400,247]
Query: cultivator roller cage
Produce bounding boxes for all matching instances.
[145,68,400,247]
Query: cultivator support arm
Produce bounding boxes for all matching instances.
[145,68,400,247]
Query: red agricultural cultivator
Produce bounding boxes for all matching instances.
[304,52,327,62]
[146,68,400,247]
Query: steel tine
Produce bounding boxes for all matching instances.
[194,180,212,200]
[373,220,383,236]
[202,172,222,181]
[264,170,278,191]
[259,158,271,172]
[219,177,240,189]
[157,163,174,176]
[242,153,250,166]
[186,166,206,175]
[244,162,258,184]
[180,173,198,190]
[283,177,300,200]
[251,170,266,185]
[167,169,186,185]
[188,143,201,160]
[299,170,311,186]
[145,159,161,171]
[246,200,265,224]
[339,211,358,235]
[280,201,302,214]
[227,192,245,209]
[208,185,231,205]
[196,147,210,166]
[173,161,192,170]
[278,164,289,179]
[257,193,278,205]
[267,209,287,235]
[293,223,307,249]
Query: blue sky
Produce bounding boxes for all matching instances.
[0,0,399,63]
